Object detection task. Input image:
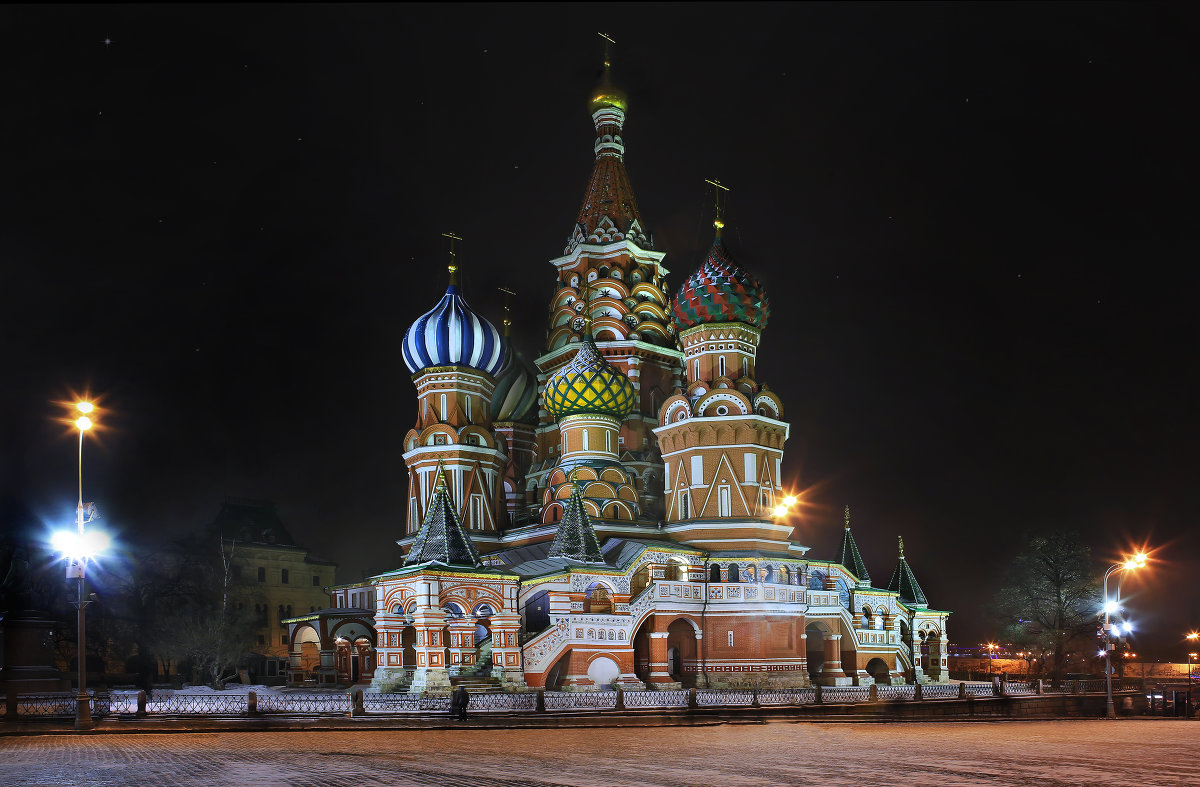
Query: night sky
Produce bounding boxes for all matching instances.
[3,4,1197,656]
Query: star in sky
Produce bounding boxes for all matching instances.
[103,36,112,47]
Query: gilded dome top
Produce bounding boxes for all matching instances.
[673,234,771,331]
[543,337,635,421]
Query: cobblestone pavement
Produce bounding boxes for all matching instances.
[1,719,1195,786]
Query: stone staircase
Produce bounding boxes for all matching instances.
[449,675,502,693]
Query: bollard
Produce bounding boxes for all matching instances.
[136,690,147,717]
[614,686,625,712]
[814,684,823,704]
[958,682,966,699]
[751,682,760,708]
[248,690,258,715]
[1000,674,1008,697]
[687,686,698,710]
[1036,679,1044,695]
[992,676,1002,697]
[536,688,545,713]
[350,688,365,717]
[869,684,878,703]
[914,682,924,702]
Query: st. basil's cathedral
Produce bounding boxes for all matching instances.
[284,50,951,694]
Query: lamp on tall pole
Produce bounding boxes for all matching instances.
[1102,553,1147,719]
[1186,632,1198,720]
[50,401,109,731]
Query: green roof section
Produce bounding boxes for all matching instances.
[836,505,871,584]
[403,464,482,568]
[547,482,606,564]
[886,536,928,608]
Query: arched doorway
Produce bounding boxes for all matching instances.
[866,657,891,685]
[805,623,827,681]
[544,651,570,690]
[666,618,698,686]
[587,655,621,689]
[290,624,321,684]
[632,618,653,685]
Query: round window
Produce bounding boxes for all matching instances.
[715,405,729,416]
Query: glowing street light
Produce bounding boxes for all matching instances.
[1102,553,1149,719]
[772,493,800,520]
[53,400,108,731]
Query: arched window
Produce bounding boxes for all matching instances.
[718,355,726,377]
[710,564,722,583]
[439,393,447,421]
[693,359,700,382]
[728,563,741,583]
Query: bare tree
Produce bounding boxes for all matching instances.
[992,531,1101,688]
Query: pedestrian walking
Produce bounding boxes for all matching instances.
[454,684,469,721]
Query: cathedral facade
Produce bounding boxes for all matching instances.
[286,57,950,693]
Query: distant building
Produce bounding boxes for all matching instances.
[287,49,951,692]
[209,499,335,681]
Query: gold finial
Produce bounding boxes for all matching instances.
[434,460,449,490]
[898,536,906,559]
[498,287,516,336]
[705,178,731,236]
[844,504,851,531]
[441,232,463,285]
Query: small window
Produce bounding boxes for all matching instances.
[281,569,289,584]
[727,631,734,647]
[312,574,320,586]
[257,567,266,582]
[281,634,288,646]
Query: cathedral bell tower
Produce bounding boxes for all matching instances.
[399,243,510,552]
[529,37,683,527]
[653,195,798,553]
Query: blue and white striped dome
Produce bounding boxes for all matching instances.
[402,284,506,376]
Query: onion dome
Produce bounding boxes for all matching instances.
[543,337,635,421]
[491,341,539,423]
[402,279,506,376]
[673,234,770,331]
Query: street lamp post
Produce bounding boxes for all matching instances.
[51,402,109,731]
[1187,632,1198,720]
[1102,554,1147,719]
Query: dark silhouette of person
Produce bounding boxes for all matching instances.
[453,684,469,721]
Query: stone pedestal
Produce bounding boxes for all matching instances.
[0,611,67,696]
[409,666,451,694]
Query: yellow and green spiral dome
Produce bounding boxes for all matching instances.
[544,337,635,421]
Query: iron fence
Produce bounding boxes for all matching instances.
[543,690,617,711]
[144,692,246,715]
[696,689,755,707]
[917,684,957,700]
[257,693,351,714]
[877,685,917,700]
[464,691,539,713]
[623,689,689,708]
[757,688,815,706]
[820,686,869,704]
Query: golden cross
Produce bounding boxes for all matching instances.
[498,287,516,335]
[844,504,851,530]
[704,178,731,229]
[898,535,906,558]
[598,32,616,67]
[441,232,463,283]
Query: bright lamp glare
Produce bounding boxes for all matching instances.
[782,496,797,507]
[75,416,92,431]
[51,529,109,560]
[1098,650,1106,658]
[75,401,94,413]
[1104,601,1119,614]
[1123,622,1134,634]
[772,505,788,518]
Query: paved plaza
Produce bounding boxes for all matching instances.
[1,719,1195,786]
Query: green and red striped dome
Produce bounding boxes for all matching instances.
[673,236,770,331]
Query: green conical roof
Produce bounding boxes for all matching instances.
[886,536,927,607]
[404,466,482,568]
[837,505,870,583]
[547,483,606,564]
